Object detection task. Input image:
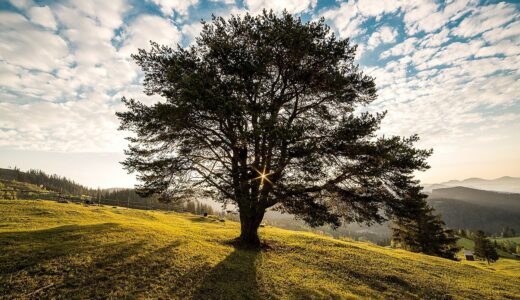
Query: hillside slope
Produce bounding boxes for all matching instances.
[1,200,519,299]
[430,187,520,211]
[427,187,520,234]
[423,176,520,193]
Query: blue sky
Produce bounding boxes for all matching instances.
[0,0,519,188]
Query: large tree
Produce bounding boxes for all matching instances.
[117,11,432,246]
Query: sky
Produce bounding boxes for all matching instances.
[0,0,519,188]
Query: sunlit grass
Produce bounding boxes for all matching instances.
[1,200,519,299]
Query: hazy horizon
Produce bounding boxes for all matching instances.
[1,149,519,189]
[1,0,519,188]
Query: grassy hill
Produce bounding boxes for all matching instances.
[1,200,519,299]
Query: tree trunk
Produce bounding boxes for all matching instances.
[239,209,265,246]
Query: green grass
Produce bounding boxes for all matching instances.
[493,237,520,244]
[0,179,47,193]
[1,200,519,299]
[457,237,518,259]
[456,237,520,277]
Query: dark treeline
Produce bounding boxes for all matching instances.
[0,167,216,215]
[95,188,215,215]
[0,167,92,196]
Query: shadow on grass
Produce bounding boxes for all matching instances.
[0,223,183,298]
[0,223,121,274]
[192,243,264,300]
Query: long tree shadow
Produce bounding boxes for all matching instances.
[0,223,121,274]
[192,244,264,300]
[58,240,183,299]
[0,223,184,298]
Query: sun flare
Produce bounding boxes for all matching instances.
[252,165,273,185]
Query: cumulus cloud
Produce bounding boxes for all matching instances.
[367,26,398,49]
[147,0,199,16]
[320,1,365,39]
[27,6,57,30]
[401,0,445,34]
[0,12,69,72]
[119,14,181,56]
[340,0,520,171]
[320,0,476,38]
[482,20,520,43]
[245,0,316,15]
[181,22,204,45]
[452,2,519,38]
[0,97,126,152]
[418,27,450,48]
[380,37,418,59]
[210,0,235,4]
[8,0,32,9]
[0,0,519,172]
[356,0,400,17]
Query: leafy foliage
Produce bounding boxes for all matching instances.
[118,11,431,244]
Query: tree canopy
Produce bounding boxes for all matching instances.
[117,11,432,245]
[391,192,459,260]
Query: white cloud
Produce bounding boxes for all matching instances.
[475,40,520,58]
[452,2,519,38]
[419,27,450,48]
[360,1,520,165]
[245,0,316,15]
[356,0,400,17]
[8,0,32,9]
[210,0,235,4]
[147,0,199,16]
[119,14,181,56]
[398,0,477,35]
[68,0,129,30]
[320,1,365,38]
[402,0,445,34]
[0,12,69,72]
[0,97,126,152]
[27,6,57,30]
[482,20,520,43]
[380,37,418,59]
[182,22,204,45]
[367,26,398,49]
[1,0,519,185]
[415,39,484,70]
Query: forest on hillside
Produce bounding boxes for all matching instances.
[0,168,215,215]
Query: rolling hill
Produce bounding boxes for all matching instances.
[423,176,520,194]
[430,186,520,211]
[1,200,519,299]
[3,166,519,243]
[428,187,520,234]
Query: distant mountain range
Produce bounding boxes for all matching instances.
[423,176,520,194]
[428,186,520,234]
